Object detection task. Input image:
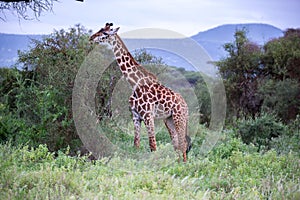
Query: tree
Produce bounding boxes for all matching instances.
[18,24,93,92]
[262,28,300,81]
[133,48,164,65]
[217,28,300,122]
[0,0,58,20]
[259,28,300,122]
[216,29,263,119]
[10,25,96,152]
[258,79,299,122]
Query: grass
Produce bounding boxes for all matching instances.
[1,124,300,199]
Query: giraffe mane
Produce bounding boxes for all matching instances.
[116,34,158,82]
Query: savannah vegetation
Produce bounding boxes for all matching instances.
[0,25,299,199]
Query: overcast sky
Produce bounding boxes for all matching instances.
[1,0,299,36]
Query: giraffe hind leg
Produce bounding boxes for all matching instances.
[183,152,187,162]
[172,113,189,162]
[165,117,188,162]
[164,117,179,150]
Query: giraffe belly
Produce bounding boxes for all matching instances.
[153,103,172,119]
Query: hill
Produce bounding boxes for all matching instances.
[0,23,284,70]
[191,23,283,60]
[131,24,283,70]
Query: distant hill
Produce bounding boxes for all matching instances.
[137,24,283,70]
[0,23,284,70]
[191,23,284,60]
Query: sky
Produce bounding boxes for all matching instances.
[1,0,300,36]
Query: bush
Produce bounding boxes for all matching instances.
[0,68,79,151]
[237,113,287,149]
[259,78,300,122]
[208,130,257,160]
[0,25,96,153]
[270,115,300,155]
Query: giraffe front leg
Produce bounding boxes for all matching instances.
[132,109,141,148]
[144,114,157,152]
[133,119,141,148]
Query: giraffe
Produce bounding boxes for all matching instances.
[90,24,192,162]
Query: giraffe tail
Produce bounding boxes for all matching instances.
[186,135,192,153]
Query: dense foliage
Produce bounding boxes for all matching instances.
[1,25,95,153]
[216,28,300,122]
[0,25,299,199]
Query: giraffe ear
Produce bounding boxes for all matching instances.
[105,27,120,36]
[110,27,120,34]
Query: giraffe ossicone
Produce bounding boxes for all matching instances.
[90,23,192,162]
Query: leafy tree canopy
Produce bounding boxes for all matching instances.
[216,28,300,122]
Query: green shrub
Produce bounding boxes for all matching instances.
[269,115,300,155]
[259,78,300,122]
[0,68,79,152]
[208,130,257,160]
[0,112,39,147]
[237,113,287,149]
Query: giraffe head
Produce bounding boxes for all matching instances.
[89,23,120,44]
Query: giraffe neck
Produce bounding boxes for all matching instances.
[111,35,158,87]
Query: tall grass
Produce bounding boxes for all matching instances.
[1,123,299,199]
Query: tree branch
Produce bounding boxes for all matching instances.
[0,0,58,21]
